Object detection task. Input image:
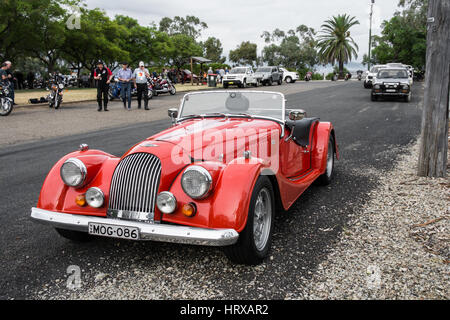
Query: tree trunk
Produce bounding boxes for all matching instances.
[417,0,450,178]
[338,60,344,79]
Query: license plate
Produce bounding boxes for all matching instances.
[88,222,140,240]
[386,89,396,92]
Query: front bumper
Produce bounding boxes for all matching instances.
[372,91,410,96]
[222,79,242,85]
[31,207,239,246]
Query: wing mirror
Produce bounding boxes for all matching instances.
[288,109,307,121]
[168,108,178,125]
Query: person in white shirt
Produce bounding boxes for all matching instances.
[132,61,150,110]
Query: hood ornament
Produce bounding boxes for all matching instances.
[79,143,89,151]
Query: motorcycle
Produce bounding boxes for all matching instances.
[147,79,154,99]
[344,72,352,81]
[0,82,13,116]
[331,73,338,81]
[304,72,312,82]
[108,78,137,100]
[356,70,363,81]
[151,77,176,96]
[47,77,64,109]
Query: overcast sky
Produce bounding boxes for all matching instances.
[84,0,400,63]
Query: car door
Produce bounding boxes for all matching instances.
[279,126,313,178]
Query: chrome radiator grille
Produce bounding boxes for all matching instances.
[108,153,161,220]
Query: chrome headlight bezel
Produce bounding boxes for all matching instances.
[60,158,87,188]
[181,166,213,200]
[156,191,177,214]
[401,84,410,90]
[58,83,64,89]
[373,84,381,89]
[85,187,104,208]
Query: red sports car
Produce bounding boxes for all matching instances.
[31,91,338,265]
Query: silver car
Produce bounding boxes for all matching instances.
[371,68,412,102]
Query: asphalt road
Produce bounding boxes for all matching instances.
[0,81,424,299]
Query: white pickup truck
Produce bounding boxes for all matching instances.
[222,67,261,88]
[279,67,299,83]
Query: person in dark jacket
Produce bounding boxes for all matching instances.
[3,61,15,104]
[27,71,35,89]
[93,60,113,111]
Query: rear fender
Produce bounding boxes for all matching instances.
[311,122,339,174]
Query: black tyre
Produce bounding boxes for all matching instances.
[0,98,13,116]
[285,76,292,83]
[55,228,93,242]
[317,135,335,185]
[371,94,378,101]
[404,94,411,102]
[223,83,229,89]
[55,97,62,109]
[268,78,273,86]
[224,176,275,265]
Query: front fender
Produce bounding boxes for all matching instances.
[37,149,118,216]
[163,158,264,232]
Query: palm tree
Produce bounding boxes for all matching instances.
[317,14,360,78]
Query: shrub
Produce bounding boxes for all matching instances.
[312,73,324,80]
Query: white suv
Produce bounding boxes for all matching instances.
[279,67,299,83]
[364,64,386,88]
[222,67,260,88]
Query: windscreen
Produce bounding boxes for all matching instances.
[377,69,409,79]
[230,68,247,74]
[180,91,284,121]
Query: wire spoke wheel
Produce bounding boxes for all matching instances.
[253,188,272,251]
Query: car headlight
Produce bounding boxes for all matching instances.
[373,84,380,89]
[156,191,177,214]
[181,166,213,199]
[60,158,87,188]
[402,84,409,89]
[58,83,64,89]
[85,187,104,208]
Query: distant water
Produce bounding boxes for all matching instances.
[315,62,367,74]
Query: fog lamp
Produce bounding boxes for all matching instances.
[156,192,177,214]
[85,187,104,208]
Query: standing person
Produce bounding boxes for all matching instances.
[132,61,150,110]
[0,63,9,83]
[180,70,186,84]
[93,60,113,112]
[15,70,24,90]
[27,71,35,89]
[171,68,177,84]
[117,62,133,110]
[4,61,15,104]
